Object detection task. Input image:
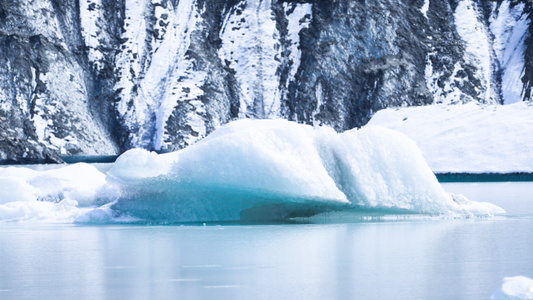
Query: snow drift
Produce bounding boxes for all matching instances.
[368,102,533,173]
[0,120,504,223]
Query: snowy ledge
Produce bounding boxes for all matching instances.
[367,102,533,174]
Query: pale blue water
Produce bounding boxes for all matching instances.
[0,182,532,300]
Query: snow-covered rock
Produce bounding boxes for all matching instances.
[2,0,533,162]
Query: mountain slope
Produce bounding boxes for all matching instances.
[0,0,531,162]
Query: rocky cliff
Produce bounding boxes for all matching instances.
[0,0,531,163]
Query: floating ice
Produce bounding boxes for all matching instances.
[104,119,502,222]
[0,163,113,222]
[0,120,504,223]
[106,120,349,222]
[491,276,533,300]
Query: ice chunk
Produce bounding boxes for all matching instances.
[0,177,36,204]
[106,119,503,223]
[0,163,112,222]
[491,276,533,300]
[110,148,177,182]
[1,120,504,223]
[107,119,349,222]
[315,126,454,213]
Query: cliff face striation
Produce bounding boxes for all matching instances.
[0,0,531,163]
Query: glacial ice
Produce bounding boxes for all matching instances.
[0,163,111,222]
[491,276,533,300]
[368,102,533,173]
[0,120,504,223]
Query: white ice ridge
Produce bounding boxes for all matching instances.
[491,276,533,300]
[454,0,498,104]
[367,102,533,173]
[105,120,502,222]
[0,120,504,223]
[490,1,530,104]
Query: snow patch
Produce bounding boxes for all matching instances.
[115,0,150,147]
[18,0,66,43]
[425,57,469,104]
[421,0,429,19]
[149,0,206,149]
[79,0,108,71]
[313,80,323,124]
[30,68,118,156]
[115,0,206,150]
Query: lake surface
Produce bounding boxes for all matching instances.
[1,182,532,300]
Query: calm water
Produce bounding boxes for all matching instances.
[1,182,532,300]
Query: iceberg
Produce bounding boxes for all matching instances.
[0,119,504,223]
[0,163,112,222]
[491,276,533,300]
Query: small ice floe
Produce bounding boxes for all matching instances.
[491,276,533,300]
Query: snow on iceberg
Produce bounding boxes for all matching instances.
[104,119,503,223]
[106,120,349,222]
[491,276,533,300]
[0,119,504,223]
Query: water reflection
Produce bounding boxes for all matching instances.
[0,183,532,299]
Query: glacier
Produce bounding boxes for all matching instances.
[0,120,503,223]
[368,101,533,173]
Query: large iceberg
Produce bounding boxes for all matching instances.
[0,119,504,223]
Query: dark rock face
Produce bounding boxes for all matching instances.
[0,0,531,163]
[0,0,119,162]
[288,0,433,131]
